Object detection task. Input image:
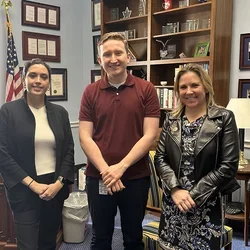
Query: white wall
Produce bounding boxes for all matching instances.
[230,0,250,149]
[0,0,101,164]
[229,0,250,201]
[230,0,250,158]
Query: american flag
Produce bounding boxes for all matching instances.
[5,15,23,102]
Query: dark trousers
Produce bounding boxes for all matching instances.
[13,173,64,250]
[86,176,150,250]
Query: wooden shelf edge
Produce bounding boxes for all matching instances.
[153,2,211,16]
[127,61,148,66]
[128,37,147,42]
[153,28,211,38]
[150,57,210,65]
[105,14,148,25]
[155,85,174,88]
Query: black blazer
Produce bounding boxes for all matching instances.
[0,95,74,212]
[155,106,240,207]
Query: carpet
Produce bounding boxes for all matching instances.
[60,212,159,250]
[60,224,123,250]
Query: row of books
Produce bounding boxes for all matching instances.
[174,63,209,82]
[156,87,177,109]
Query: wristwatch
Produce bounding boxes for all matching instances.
[57,176,66,186]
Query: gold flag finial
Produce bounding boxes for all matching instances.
[1,0,13,12]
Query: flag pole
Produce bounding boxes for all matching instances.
[2,0,24,102]
[2,0,13,34]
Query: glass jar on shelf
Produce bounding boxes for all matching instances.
[138,0,146,16]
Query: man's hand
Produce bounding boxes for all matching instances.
[29,181,49,195]
[171,188,196,213]
[107,179,126,195]
[39,181,63,201]
[101,162,127,188]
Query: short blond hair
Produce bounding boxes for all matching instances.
[97,32,129,56]
[172,63,216,117]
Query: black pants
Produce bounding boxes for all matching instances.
[13,173,64,250]
[86,176,150,250]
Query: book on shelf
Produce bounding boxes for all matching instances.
[168,89,173,109]
[155,87,176,109]
[163,88,169,108]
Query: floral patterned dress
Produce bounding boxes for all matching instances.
[158,115,222,250]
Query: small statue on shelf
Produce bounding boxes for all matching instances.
[122,7,132,19]
[156,39,171,59]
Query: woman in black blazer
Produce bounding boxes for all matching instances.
[0,58,74,249]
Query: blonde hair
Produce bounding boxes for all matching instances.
[97,32,129,56]
[172,63,216,117]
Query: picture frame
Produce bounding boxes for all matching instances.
[194,41,210,57]
[239,33,250,70]
[125,29,136,40]
[21,0,60,30]
[92,0,101,31]
[91,69,102,83]
[238,79,250,98]
[22,31,61,62]
[128,45,138,62]
[20,67,67,101]
[93,35,101,64]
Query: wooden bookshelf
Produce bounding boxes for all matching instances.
[101,0,233,131]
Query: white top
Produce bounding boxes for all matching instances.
[109,81,125,89]
[29,105,56,176]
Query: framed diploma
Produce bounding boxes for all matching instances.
[92,0,101,31]
[91,70,101,83]
[47,68,67,101]
[22,31,61,62]
[22,0,60,30]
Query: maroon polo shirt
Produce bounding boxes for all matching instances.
[79,72,160,180]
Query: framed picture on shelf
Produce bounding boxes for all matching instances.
[128,45,138,62]
[93,35,100,64]
[91,69,101,83]
[22,31,61,62]
[92,0,101,31]
[194,41,210,57]
[238,79,250,98]
[21,0,60,30]
[239,33,250,70]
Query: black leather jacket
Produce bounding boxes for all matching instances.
[155,105,240,207]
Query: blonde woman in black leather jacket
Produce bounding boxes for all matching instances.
[155,64,239,250]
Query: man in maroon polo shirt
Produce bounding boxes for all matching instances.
[79,32,160,250]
